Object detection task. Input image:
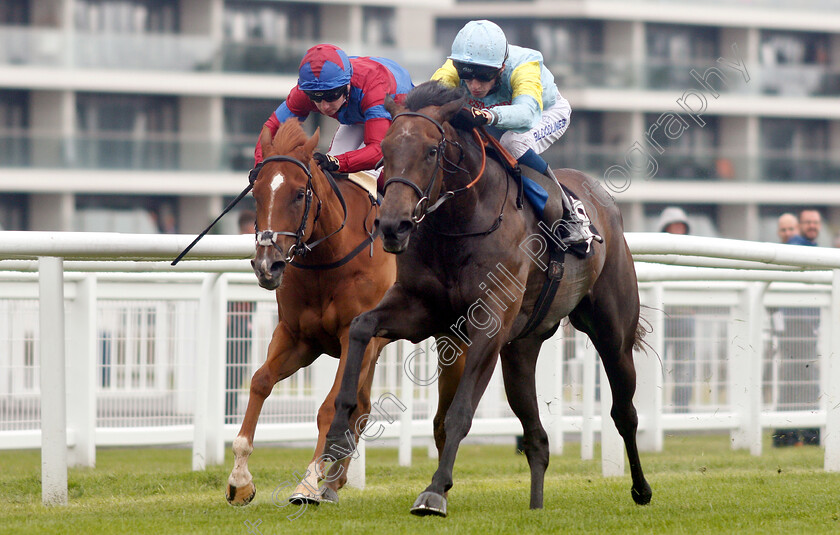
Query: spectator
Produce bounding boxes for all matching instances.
[657,206,694,412]
[787,209,820,246]
[777,209,822,445]
[776,212,799,244]
[657,206,690,235]
[226,209,256,424]
[774,209,822,446]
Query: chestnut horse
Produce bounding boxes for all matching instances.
[225,119,397,506]
[325,82,652,516]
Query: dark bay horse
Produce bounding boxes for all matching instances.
[225,119,397,506]
[325,82,651,516]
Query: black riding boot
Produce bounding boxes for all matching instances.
[540,168,602,249]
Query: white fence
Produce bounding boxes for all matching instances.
[1,231,839,505]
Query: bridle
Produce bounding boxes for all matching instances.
[382,112,471,224]
[252,155,346,263]
[381,111,505,238]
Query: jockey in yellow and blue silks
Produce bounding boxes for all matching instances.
[432,20,597,248]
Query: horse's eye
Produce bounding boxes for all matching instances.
[296,190,305,201]
[427,147,437,158]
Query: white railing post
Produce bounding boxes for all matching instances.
[67,274,97,468]
[39,256,68,505]
[205,274,227,466]
[580,331,596,460]
[825,270,840,471]
[636,283,664,452]
[193,273,220,470]
[729,283,765,455]
[399,341,415,467]
[536,331,563,455]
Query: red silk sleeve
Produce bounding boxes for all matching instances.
[253,113,282,166]
[334,117,390,173]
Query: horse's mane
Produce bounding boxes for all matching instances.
[267,119,309,156]
[404,81,468,112]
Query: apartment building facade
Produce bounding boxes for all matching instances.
[1,0,839,243]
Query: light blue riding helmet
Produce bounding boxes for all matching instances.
[449,20,508,68]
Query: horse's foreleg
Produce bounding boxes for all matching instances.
[432,337,467,461]
[325,285,434,460]
[500,337,549,510]
[301,336,383,504]
[412,331,506,517]
[226,322,315,506]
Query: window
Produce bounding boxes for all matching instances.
[222,2,318,73]
[76,93,178,169]
[760,118,831,182]
[223,97,279,170]
[646,24,719,90]
[644,113,720,179]
[75,0,179,33]
[362,7,395,46]
[0,0,30,24]
[0,90,29,167]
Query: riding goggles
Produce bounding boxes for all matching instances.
[453,61,501,82]
[303,86,348,103]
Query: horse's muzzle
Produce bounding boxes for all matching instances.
[378,218,414,254]
[251,254,286,290]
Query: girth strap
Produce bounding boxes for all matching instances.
[516,246,566,339]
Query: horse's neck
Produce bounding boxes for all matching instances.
[308,170,351,249]
[441,134,502,219]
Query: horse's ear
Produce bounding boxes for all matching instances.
[438,97,466,124]
[258,125,274,157]
[304,127,320,156]
[385,95,404,118]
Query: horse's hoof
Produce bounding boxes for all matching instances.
[632,482,652,505]
[226,482,256,506]
[289,492,320,506]
[324,432,355,461]
[318,486,339,504]
[410,491,447,517]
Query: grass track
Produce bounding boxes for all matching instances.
[1,433,838,534]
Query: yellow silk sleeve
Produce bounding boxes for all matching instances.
[430,59,460,88]
[509,61,544,111]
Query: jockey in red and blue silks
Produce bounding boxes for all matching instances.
[254,44,414,181]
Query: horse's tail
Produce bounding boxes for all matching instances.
[633,306,653,354]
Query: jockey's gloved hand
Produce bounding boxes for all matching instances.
[313,152,340,173]
[468,107,496,127]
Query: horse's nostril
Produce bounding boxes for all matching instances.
[271,260,286,275]
[374,218,381,231]
[397,220,413,236]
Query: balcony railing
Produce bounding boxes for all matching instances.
[3,27,838,97]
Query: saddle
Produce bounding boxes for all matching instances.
[477,131,598,260]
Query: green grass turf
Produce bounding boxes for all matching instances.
[0,433,838,534]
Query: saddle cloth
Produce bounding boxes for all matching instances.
[345,171,378,199]
[517,166,599,260]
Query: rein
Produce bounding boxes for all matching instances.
[253,155,375,270]
[172,154,372,270]
[382,111,505,238]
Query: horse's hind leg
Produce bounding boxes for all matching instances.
[568,252,652,505]
[226,322,316,506]
[500,337,549,509]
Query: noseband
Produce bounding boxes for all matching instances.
[382,112,469,223]
[252,155,345,263]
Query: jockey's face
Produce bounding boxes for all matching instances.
[465,77,497,99]
[311,85,349,115]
